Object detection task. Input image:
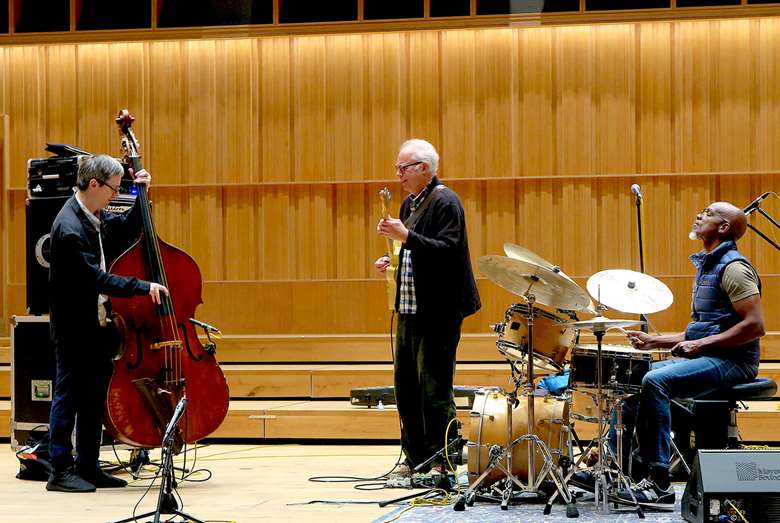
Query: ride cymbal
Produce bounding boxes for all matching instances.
[586,269,673,315]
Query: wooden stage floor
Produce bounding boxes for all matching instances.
[1,443,403,522]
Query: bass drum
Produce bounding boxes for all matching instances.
[467,388,569,486]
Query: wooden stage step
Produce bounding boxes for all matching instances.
[2,332,780,364]
[2,399,779,442]
[2,362,780,400]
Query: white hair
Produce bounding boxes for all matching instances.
[400,138,439,175]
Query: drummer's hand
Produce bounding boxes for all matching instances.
[670,340,703,358]
[625,330,657,350]
[149,282,169,305]
[374,255,390,273]
[377,218,409,242]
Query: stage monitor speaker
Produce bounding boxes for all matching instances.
[682,449,780,523]
[25,195,69,315]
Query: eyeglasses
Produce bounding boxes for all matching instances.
[395,161,422,174]
[100,180,123,194]
[700,207,729,225]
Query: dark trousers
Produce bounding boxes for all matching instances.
[394,313,461,468]
[48,347,112,473]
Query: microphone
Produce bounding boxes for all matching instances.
[163,396,188,444]
[189,318,221,334]
[631,184,643,200]
[743,192,771,215]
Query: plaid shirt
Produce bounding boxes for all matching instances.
[397,182,433,315]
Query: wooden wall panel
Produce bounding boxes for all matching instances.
[518,28,555,177]
[407,31,440,147]
[259,37,292,183]
[7,47,43,189]
[149,41,184,184]
[215,39,255,185]
[327,35,367,183]
[441,30,477,180]
[0,19,779,340]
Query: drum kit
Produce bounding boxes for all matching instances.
[454,243,674,517]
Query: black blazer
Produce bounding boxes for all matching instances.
[48,195,151,349]
[396,176,481,319]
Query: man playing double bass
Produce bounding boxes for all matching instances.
[47,155,169,493]
[375,139,480,477]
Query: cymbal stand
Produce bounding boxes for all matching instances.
[590,329,644,517]
[454,292,578,517]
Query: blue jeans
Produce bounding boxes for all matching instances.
[612,356,757,471]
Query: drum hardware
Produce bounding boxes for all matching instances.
[457,256,586,517]
[561,313,646,517]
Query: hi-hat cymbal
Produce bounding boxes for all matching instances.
[478,255,591,311]
[587,269,673,315]
[564,316,646,332]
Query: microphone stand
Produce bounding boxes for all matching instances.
[634,192,649,333]
[747,206,780,253]
[111,397,205,523]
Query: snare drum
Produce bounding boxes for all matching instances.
[467,388,569,486]
[496,304,576,372]
[569,344,652,394]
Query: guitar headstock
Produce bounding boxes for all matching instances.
[379,187,392,218]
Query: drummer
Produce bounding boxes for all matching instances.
[616,202,765,505]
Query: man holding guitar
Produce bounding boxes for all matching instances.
[375,139,480,477]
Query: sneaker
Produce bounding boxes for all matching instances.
[569,470,595,492]
[46,468,96,493]
[616,478,675,505]
[77,468,128,488]
[388,463,412,479]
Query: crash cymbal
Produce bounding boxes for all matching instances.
[478,255,591,311]
[587,269,673,315]
[564,316,645,332]
[503,243,562,273]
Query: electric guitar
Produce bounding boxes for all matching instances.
[379,187,402,311]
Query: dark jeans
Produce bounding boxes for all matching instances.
[394,313,461,468]
[48,345,113,473]
[612,356,757,473]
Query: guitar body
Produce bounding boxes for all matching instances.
[379,188,401,311]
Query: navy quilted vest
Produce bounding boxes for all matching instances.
[685,240,761,366]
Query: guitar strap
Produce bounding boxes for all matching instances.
[402,185,447,233]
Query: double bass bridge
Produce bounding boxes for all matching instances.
[150,340,183,352]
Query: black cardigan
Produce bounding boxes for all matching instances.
[396,176,481,319]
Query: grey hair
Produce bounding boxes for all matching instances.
[400,138,439,175]
[76,155,124,190]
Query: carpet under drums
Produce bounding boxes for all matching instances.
[374,484,687,523]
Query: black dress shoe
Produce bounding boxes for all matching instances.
[78,468,128,488]
[46,468,96,493]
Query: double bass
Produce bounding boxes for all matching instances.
[104,110,229,449]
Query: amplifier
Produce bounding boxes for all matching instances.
[25,155,137,315]
[682,449,780,523]
[27,156,85,198]
[350,385,478,409]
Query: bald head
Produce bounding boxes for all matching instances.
[711,201,747,241]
